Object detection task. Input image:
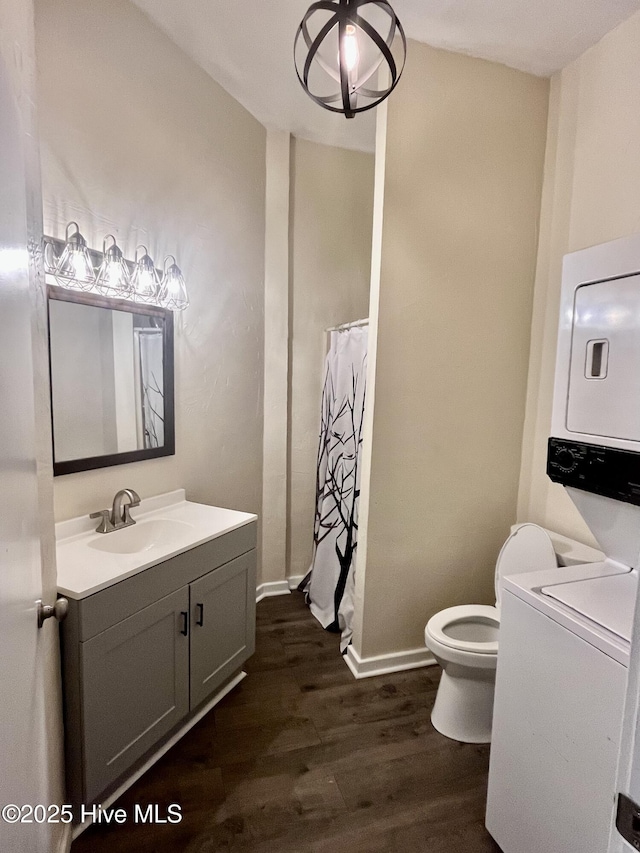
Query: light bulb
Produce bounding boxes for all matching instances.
[138,270,156,294]
[95,236,131,297]
[130,246,160,304]
[159,255,189,311]
[72,253,89,280]
[54,222,95,291]
[342,24,359,73]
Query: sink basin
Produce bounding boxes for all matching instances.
[56,489,258,600]
[89,518,195,555]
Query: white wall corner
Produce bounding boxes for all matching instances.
[350,75,388,657]
[256,580,291,603]
[261,128,291,587]
[344,644,436,680]
[287,574,305,590]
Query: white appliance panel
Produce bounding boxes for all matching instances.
[567,274,640,442]
[567,487,640,570]
[486,591,627,853]
[541,571,636,643]
[551,233,640,454]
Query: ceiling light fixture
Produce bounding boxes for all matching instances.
[54,222,96,291]
[295,0,406,119]
[95,235,131,298]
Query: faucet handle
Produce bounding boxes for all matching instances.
[90,509,114,534]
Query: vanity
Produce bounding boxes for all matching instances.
[56,490,257,810]
[46,271,258,814]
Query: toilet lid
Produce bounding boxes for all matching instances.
[495,523,557,610]
[426,604,500,654]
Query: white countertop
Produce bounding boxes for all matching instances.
[56,489,257,600]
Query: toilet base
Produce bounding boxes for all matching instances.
[431,664,496,744]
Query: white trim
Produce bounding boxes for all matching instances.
[72,671,246,840]
[256,580,291,603]
[344,645,437,679]
[287,575,305,590]
[57,825,72,853]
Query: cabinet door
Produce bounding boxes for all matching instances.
[81,586,189,803]
[190,550,256,709]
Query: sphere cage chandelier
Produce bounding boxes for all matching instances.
[295,0,406,119]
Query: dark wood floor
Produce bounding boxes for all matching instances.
[73,592,501,852]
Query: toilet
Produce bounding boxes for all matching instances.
[424,523,557,744]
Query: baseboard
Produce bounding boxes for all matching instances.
[287,575,305,590]
[256,580,291,603]
[72,671,246,840]
[344,644,437,679]
[57,824,73,853]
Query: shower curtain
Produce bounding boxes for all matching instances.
[300,324,368,652]
[134,328,165,449]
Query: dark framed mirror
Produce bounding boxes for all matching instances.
[47,285,175,476]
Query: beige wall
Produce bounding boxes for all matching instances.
[355,42,549,658]
[518,9,640,546]
[288,138,374,580]
[35,0,266,530]
[262,130,291,585]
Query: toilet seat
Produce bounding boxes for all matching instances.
[425,525,556,658]
[426,604,499,655]
[424,524,558,743]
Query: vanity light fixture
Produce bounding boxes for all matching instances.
[53,222,96,291]
[130,245,161,304]
[95,235,131,298]
[294,0,406,119]
[43,225,188,311]
[159,255,189,311]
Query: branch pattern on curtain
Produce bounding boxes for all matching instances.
[134,328,165,450]
[300,325,368,652]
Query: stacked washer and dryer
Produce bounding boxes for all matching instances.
[486,234,640,853]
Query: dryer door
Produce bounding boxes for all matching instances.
[567,274,640,442]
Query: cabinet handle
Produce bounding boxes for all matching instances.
[196,603,204,627]
[180,611,189,636]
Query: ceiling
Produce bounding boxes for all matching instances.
[131,0,640,152]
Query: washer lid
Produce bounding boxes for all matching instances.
[541,571,636,643]
[495,524,557,609]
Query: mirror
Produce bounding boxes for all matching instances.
[48,286,175,475]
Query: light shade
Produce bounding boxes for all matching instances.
[54,222,96,291]
[159,255,189,311]
[130,245,160,304]
[295,0,406,119]
[95,235,131,298]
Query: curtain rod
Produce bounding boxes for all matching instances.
[325,318,369,333]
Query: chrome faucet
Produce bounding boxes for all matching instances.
[90,489,141,534]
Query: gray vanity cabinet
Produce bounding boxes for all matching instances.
[190,551,256,709]
[61,522,257,811]
[82,587,190,803]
